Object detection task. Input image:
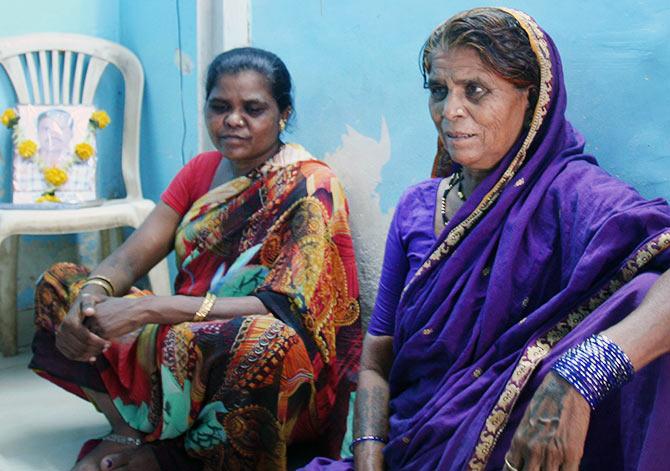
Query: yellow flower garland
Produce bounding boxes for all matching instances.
[17,139,38,158]
[43,167,69,187]
[35,192,61,203]
[90,110,111,129]
[75,142,95,160]
[1,108,18,128]
[2,107,110,203]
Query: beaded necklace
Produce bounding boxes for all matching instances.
[441,170,466,225]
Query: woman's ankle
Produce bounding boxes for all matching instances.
[110,424,143,441]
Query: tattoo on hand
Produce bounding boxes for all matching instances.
[526,374,568,426]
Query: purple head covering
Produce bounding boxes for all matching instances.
[302,7,670,471]
[387,8,670,470]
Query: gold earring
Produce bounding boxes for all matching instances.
[279,118,286,132]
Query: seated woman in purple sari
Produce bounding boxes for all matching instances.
[306,7,670,471]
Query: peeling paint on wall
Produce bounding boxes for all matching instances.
[174,48,194,75]
[323,118,393,324]
[253,0,670,329]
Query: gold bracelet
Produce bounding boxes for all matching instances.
[82,279,113,297]
[193,292,216,322]
[87,275,116,296]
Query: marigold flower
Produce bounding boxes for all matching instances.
[1,108,18,128]
[43,167,68,187]
[17,139,38,158]
[90,110,111,129]
[75,142,95,160]
[35,192,61,203]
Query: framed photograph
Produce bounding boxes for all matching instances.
[11,104,97,204]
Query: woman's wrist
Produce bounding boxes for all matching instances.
[350,435,388,454]
[353,439,385,471]
[135,295,163,325]
[79,284,108,298]
[140,295,210,325]
[551,334,635,410]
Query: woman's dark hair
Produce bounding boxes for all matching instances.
[420,8,540,117]
[206,47,294,118]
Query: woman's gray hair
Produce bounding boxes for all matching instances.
[420,7,540,118]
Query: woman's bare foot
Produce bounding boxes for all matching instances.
[71,439,136,471]
[73,389,153,470]
[100,445,159,471]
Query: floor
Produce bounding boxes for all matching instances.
[0,312,109,471]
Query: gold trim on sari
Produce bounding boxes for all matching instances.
[467,231,670,470]
[403,8,553,294]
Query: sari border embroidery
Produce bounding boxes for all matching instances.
[403,8,553,295]
[466,231,670,470]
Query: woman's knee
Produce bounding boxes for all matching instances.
[34,262,89,331]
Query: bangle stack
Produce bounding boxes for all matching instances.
[82,275,115,297]
[551,334,635,410]
[193,292,217,322]
[349,435,388,454]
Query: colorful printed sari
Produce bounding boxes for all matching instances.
[306,8,670,471]
[30,144,362,470]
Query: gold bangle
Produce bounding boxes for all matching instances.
[82,279,113,297]
[193,292,216,322]
[87,275,116,296]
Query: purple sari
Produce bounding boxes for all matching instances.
[305,8,670,471]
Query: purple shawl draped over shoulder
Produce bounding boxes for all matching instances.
[386,9,670,471]
[304,8,670,471]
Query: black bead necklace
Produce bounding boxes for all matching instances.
[441,170,466,225]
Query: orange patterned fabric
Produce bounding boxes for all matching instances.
[30,145,362,470]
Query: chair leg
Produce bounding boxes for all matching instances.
[100,228,112,261]
[0,235,19,356]
[99,227,124,263]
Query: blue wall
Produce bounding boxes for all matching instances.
[252,0,670,210]
[0,0,198,317]
[2,0,668,328]
[119,0,199,201]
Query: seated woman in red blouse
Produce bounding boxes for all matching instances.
[30,47,362,471]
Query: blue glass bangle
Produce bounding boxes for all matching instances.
[349,435,388,454]
[551,334,634,410]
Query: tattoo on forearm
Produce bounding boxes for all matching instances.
[355,385,389,436]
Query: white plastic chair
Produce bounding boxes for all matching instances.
[0,33,172,356]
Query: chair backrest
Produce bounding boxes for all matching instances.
[0,33,144,199]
